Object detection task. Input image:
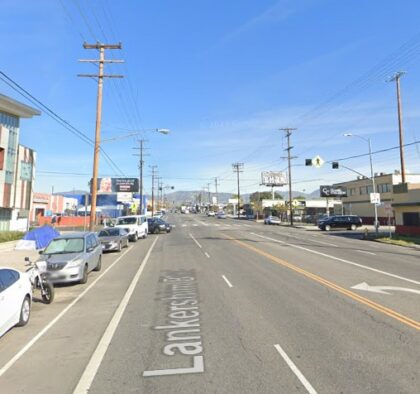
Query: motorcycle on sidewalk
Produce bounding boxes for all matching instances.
[24,257,55,304]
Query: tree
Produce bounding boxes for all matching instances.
[249,191,283,202]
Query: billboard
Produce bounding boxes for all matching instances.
[261,171,287,186]
[97,178,139,193]
[320,185,347,198]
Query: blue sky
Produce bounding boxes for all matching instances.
[2,0,420,196]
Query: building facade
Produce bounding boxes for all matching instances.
[333,173,420,225]
[0,94,40,231]
[392,183,420,236]
[30,193,78,222]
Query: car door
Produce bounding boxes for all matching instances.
[86,235,95,271]
[91,234,101,266]
[0,269,20,335]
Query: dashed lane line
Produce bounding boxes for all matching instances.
[274,344,317,394]
[222,275,233,288]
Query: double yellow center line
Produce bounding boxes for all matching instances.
[224,234,420,331]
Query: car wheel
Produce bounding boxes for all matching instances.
[350,224,357,231]
[17,296,31,327]
[94,256,102,271]
[143,231,148,239]
[133,232,138,242]
[126,239,129,248]
[80,264,89,284]
[118,242,122,252]
[325,224,331,231]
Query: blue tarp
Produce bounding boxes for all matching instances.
[23,225,60,249]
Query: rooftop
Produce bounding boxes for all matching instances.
[0,93,41,118]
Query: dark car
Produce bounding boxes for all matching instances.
[98,227,129,252]
[318,215,362,231]
[147,218,172,234]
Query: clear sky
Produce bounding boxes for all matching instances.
[2,0,420,196]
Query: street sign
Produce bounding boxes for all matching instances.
[261,171,287,186]
[312,155,324,168]
[320,185,347,198]
[370,193,381,205]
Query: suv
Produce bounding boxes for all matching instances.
[318,215,362,231]
[115,215,148,241]
[39,232,102,284]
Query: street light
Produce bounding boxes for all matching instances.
[102,128,170,142]
[344,133,379,235]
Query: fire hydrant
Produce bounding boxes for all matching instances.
[363,227,369,240]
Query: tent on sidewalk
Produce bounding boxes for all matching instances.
[15,225,60,250]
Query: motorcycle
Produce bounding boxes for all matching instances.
[24,257,55,304]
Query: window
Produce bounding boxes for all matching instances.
[403,212,420,226]
[0,269,19,292]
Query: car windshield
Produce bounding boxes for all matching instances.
[98,229,120,237]
[117,217,137,225]
[43,238,84,254]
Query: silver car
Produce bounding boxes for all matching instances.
[39,232,102,285]
[98,227,129,252]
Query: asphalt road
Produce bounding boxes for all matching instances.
[0,214,419,393]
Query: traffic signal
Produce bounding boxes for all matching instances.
[332,162,339,169]
[305,159,312,166]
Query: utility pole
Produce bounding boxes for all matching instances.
[389,72,407,184]
[78,42,123,230]
[214,177,219,205]
[150,166,158,217]
[280,128,297,226]
[132,139,148,215]
[232,163,244,219]
[207,183,211,207]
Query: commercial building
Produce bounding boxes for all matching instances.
[0,94,40,231]
[333,173,420,225]
[392,183,420,236]
[30,193,78,222]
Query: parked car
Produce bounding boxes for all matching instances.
[0,267,32,337]
[207,211,215,217]
[38,232,102,284]
[147,218,172,234]
[318,215,362,231]
[216,211,226,219]
[98,227,129,252]
[264,216,281,225]
[115,215,148,241]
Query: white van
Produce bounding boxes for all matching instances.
[115,215,148,242]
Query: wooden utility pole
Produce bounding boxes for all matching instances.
[150,166,158,216]
[132,139,148,215]
[232,163,244,219]
[280,128,297,226]
[214,177,219,205]
[389,72,407,184]
[78,42,123,230]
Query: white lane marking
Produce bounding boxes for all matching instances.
[351,282,420,295]
[196,220,208,226]
[182,224,187,227]
[0,245,134,378]
[251,233,420,286]
[284,233,337,247]
[214,224,220,227]
[193,224,199,227]
[189,233,202,249]
[204,252,211,259]
[243,224,252,227]
[224,224,231,227]
[222,275,233,288]
[356,250,376,256]
[274,344,317,394]
[73,237,159,394]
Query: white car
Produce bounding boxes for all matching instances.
[207,211,215,217]
[115,215,148,241]
[264,216,281,225]
[0,267,32,338]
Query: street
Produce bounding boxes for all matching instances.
[0,214,419,393]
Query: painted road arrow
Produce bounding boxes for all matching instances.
[351,282,420,295]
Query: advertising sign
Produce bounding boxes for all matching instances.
[261,171,287,186]
[117,192,133,203]
[320,185,348,198]
[97,177,139,193]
